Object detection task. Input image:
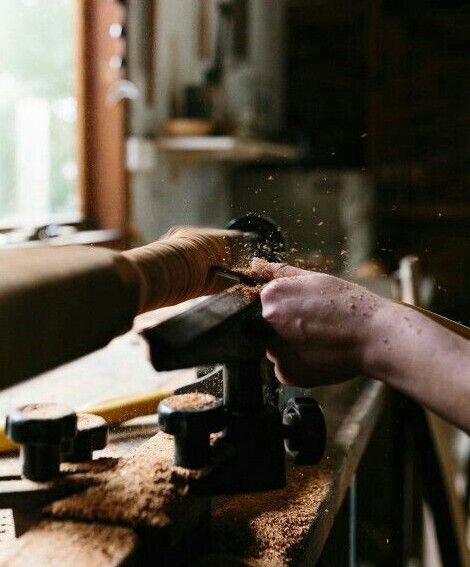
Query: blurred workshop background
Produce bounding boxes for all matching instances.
[0,2,468,565]
[1,0,469,323]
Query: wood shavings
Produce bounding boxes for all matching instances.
[232,283,264,301]
[47,434,207,530]
[244,257,274,282]
[210,461,333,565]
[164,393,216,411]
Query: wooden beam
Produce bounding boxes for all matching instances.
[75,0,129,234]
[4,433,212,566]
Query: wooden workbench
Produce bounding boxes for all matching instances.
[0,303,387,566]
[202,378,386,565]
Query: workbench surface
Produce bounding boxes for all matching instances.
[203,379,385,565]
[0,302,387,566]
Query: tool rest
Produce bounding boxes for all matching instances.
[144,286,327,494]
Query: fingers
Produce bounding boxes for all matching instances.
[267,344,360,387]
[251,257,309,280]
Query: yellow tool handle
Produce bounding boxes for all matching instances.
[0,387,174,455]
[78,388,174,426]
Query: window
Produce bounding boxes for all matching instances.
[0,0,128,243]
[0,0,78,227]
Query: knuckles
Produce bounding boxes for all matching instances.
[261,279,287,301]
[260,282,284,320]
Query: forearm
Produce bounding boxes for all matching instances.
[364,302,470,432]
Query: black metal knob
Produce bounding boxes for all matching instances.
[158,393,225,469]
[227,213,287,262]
[283,397,327,465]
[62,413,109,463]
[5,403,77,481]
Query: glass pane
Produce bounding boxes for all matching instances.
[0,0,77,227]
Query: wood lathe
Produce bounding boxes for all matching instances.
[1,215,467,565]
[0,214,283,388]
[0,213,330,565]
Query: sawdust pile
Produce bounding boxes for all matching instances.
[45,430,334,565]
[247,257,276,282]
[229,282,264,301]
[210,460,333,565]
[164,392,217,411]
[48,434,206,529]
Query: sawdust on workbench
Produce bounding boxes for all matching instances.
[15,403,72,419]
[210,459,333,565]
[164,392,216,411]
[0,520,137,567]
[47,433,206,529]
[49,430,334,565]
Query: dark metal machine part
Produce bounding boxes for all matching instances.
[61,413,109,463]
[146,286,327,495]
[227,213,287,262]
[0,404,111,527]
[283,397,327,465]
[158,398,225,469]
[144,289,266,370]
[5,404,78,482]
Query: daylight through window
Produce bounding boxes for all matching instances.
[0,0,77,227]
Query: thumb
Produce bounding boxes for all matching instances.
[251,257,308,280]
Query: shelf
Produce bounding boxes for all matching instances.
[154,136,300,164]
[126,136,300,172]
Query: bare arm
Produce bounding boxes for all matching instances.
[252,259,470,433]
[363,301,470,431]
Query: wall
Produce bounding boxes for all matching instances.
[231,167,374,274]
[127,0,286,243]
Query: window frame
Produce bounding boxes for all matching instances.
[0,0,129,247]
[76,0,129,243]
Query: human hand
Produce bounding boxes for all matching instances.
[252,258,388,387]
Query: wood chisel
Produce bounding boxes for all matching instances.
[210,266,268,286]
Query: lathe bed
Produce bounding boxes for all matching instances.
[0,302,389,566]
